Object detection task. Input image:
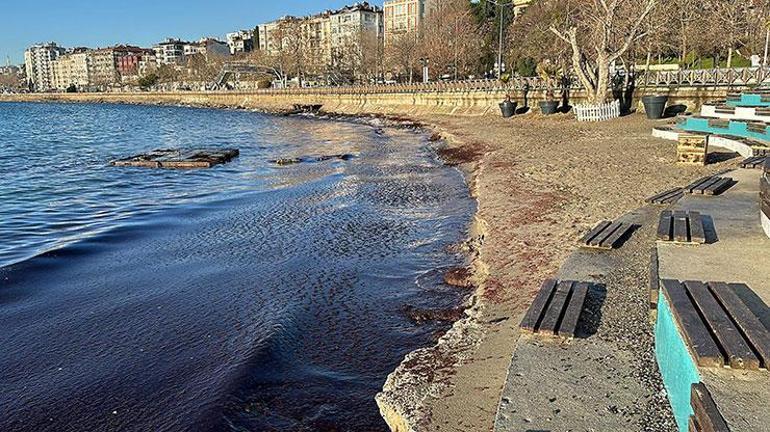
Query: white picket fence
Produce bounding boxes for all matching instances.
[574,100,621,122]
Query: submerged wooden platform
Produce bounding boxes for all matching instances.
[110,148,239,169]
[661,280,770,371]
[520,279,592,339]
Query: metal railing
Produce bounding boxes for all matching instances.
[206,67,770,96]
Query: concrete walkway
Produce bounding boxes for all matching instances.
[657,167,770,432]
[494,207,677,432]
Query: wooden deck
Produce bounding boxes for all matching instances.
[110,148,239,169]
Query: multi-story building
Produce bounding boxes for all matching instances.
[329,2,383,50]
[51,49,91,90]
[153,38,188,65]
[184,38,230,58]
[24,42,66,91]
[88,45,146,85]
[226,30,257,55]
[383,0,434,45]
[258,17,299,54]
[117,49,156,80]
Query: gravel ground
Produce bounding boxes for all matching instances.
[376,112,739,432]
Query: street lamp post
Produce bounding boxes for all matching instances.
[475,0,514,80]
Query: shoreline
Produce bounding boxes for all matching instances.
[1,95,488,432]
[3,94,738,432]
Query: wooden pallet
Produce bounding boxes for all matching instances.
[657,210,708,244]
[646,187,685,204]
[661,280,770,370]
[520,279,592,339]
[685,175,734,196]
[689,383,730,432]
[579,220,635,250]
[111,148,240,169]
[740,155,767,169]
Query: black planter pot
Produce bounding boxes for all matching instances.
[500,100,517,118]
[642,95,668,119]
[539,100,559,115]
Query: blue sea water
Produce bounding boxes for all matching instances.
[0,102,475,431]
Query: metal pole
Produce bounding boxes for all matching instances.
[497,3,504,80]
[763,29,769,67]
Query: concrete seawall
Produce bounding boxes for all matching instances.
[0,86,735,116]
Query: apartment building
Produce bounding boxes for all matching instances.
[383,0,434,45]
[51,49,91,90]
[24,42,66,91]
[226,30,257,54]
[154,39,188,65]
[184,38,230,58]
[329,2,383,49]
[117,49,157,80]
[88,46,146,85]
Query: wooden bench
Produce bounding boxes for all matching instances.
[657,210,708,244]
[685,175,735,196]
[111,148,240,169]
[661,280,770,370]
[646,187,684,204]
[579,220,635,250]
[740,155,768,169]
[520,279,592,339]
[689,383,730,432]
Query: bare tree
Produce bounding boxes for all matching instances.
[387,32,421,83]
[548,0,658,104]
[420,0,481,80]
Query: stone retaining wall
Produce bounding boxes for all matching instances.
[0,86,738,117]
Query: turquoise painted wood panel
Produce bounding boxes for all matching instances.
[655,292,701,432]
[679,118,770,143]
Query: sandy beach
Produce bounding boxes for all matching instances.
[377,112,735,432]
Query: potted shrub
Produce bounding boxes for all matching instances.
[499,94,517,118]
[537,61,559,115]
[642,94,669,119]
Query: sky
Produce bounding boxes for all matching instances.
[0,0,359,65]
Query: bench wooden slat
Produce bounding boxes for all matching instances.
[657,211,673,241]
[704,178,733,196]
[558,282,590,339]
[689,212,707,244]
[662,280,724,368]
[691,383,731,432]
[693,177,720,194]
[685,281,760,370]
[580,220,612,245]
[686,176,713,193]
[600,223,634,249]
[650,248,660,310]
[647,187,684,204]
[673,211,689,242]
[538,281,573,334]
[520,279,558,333]
[589,221,622,247]
[711,282,770,369]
